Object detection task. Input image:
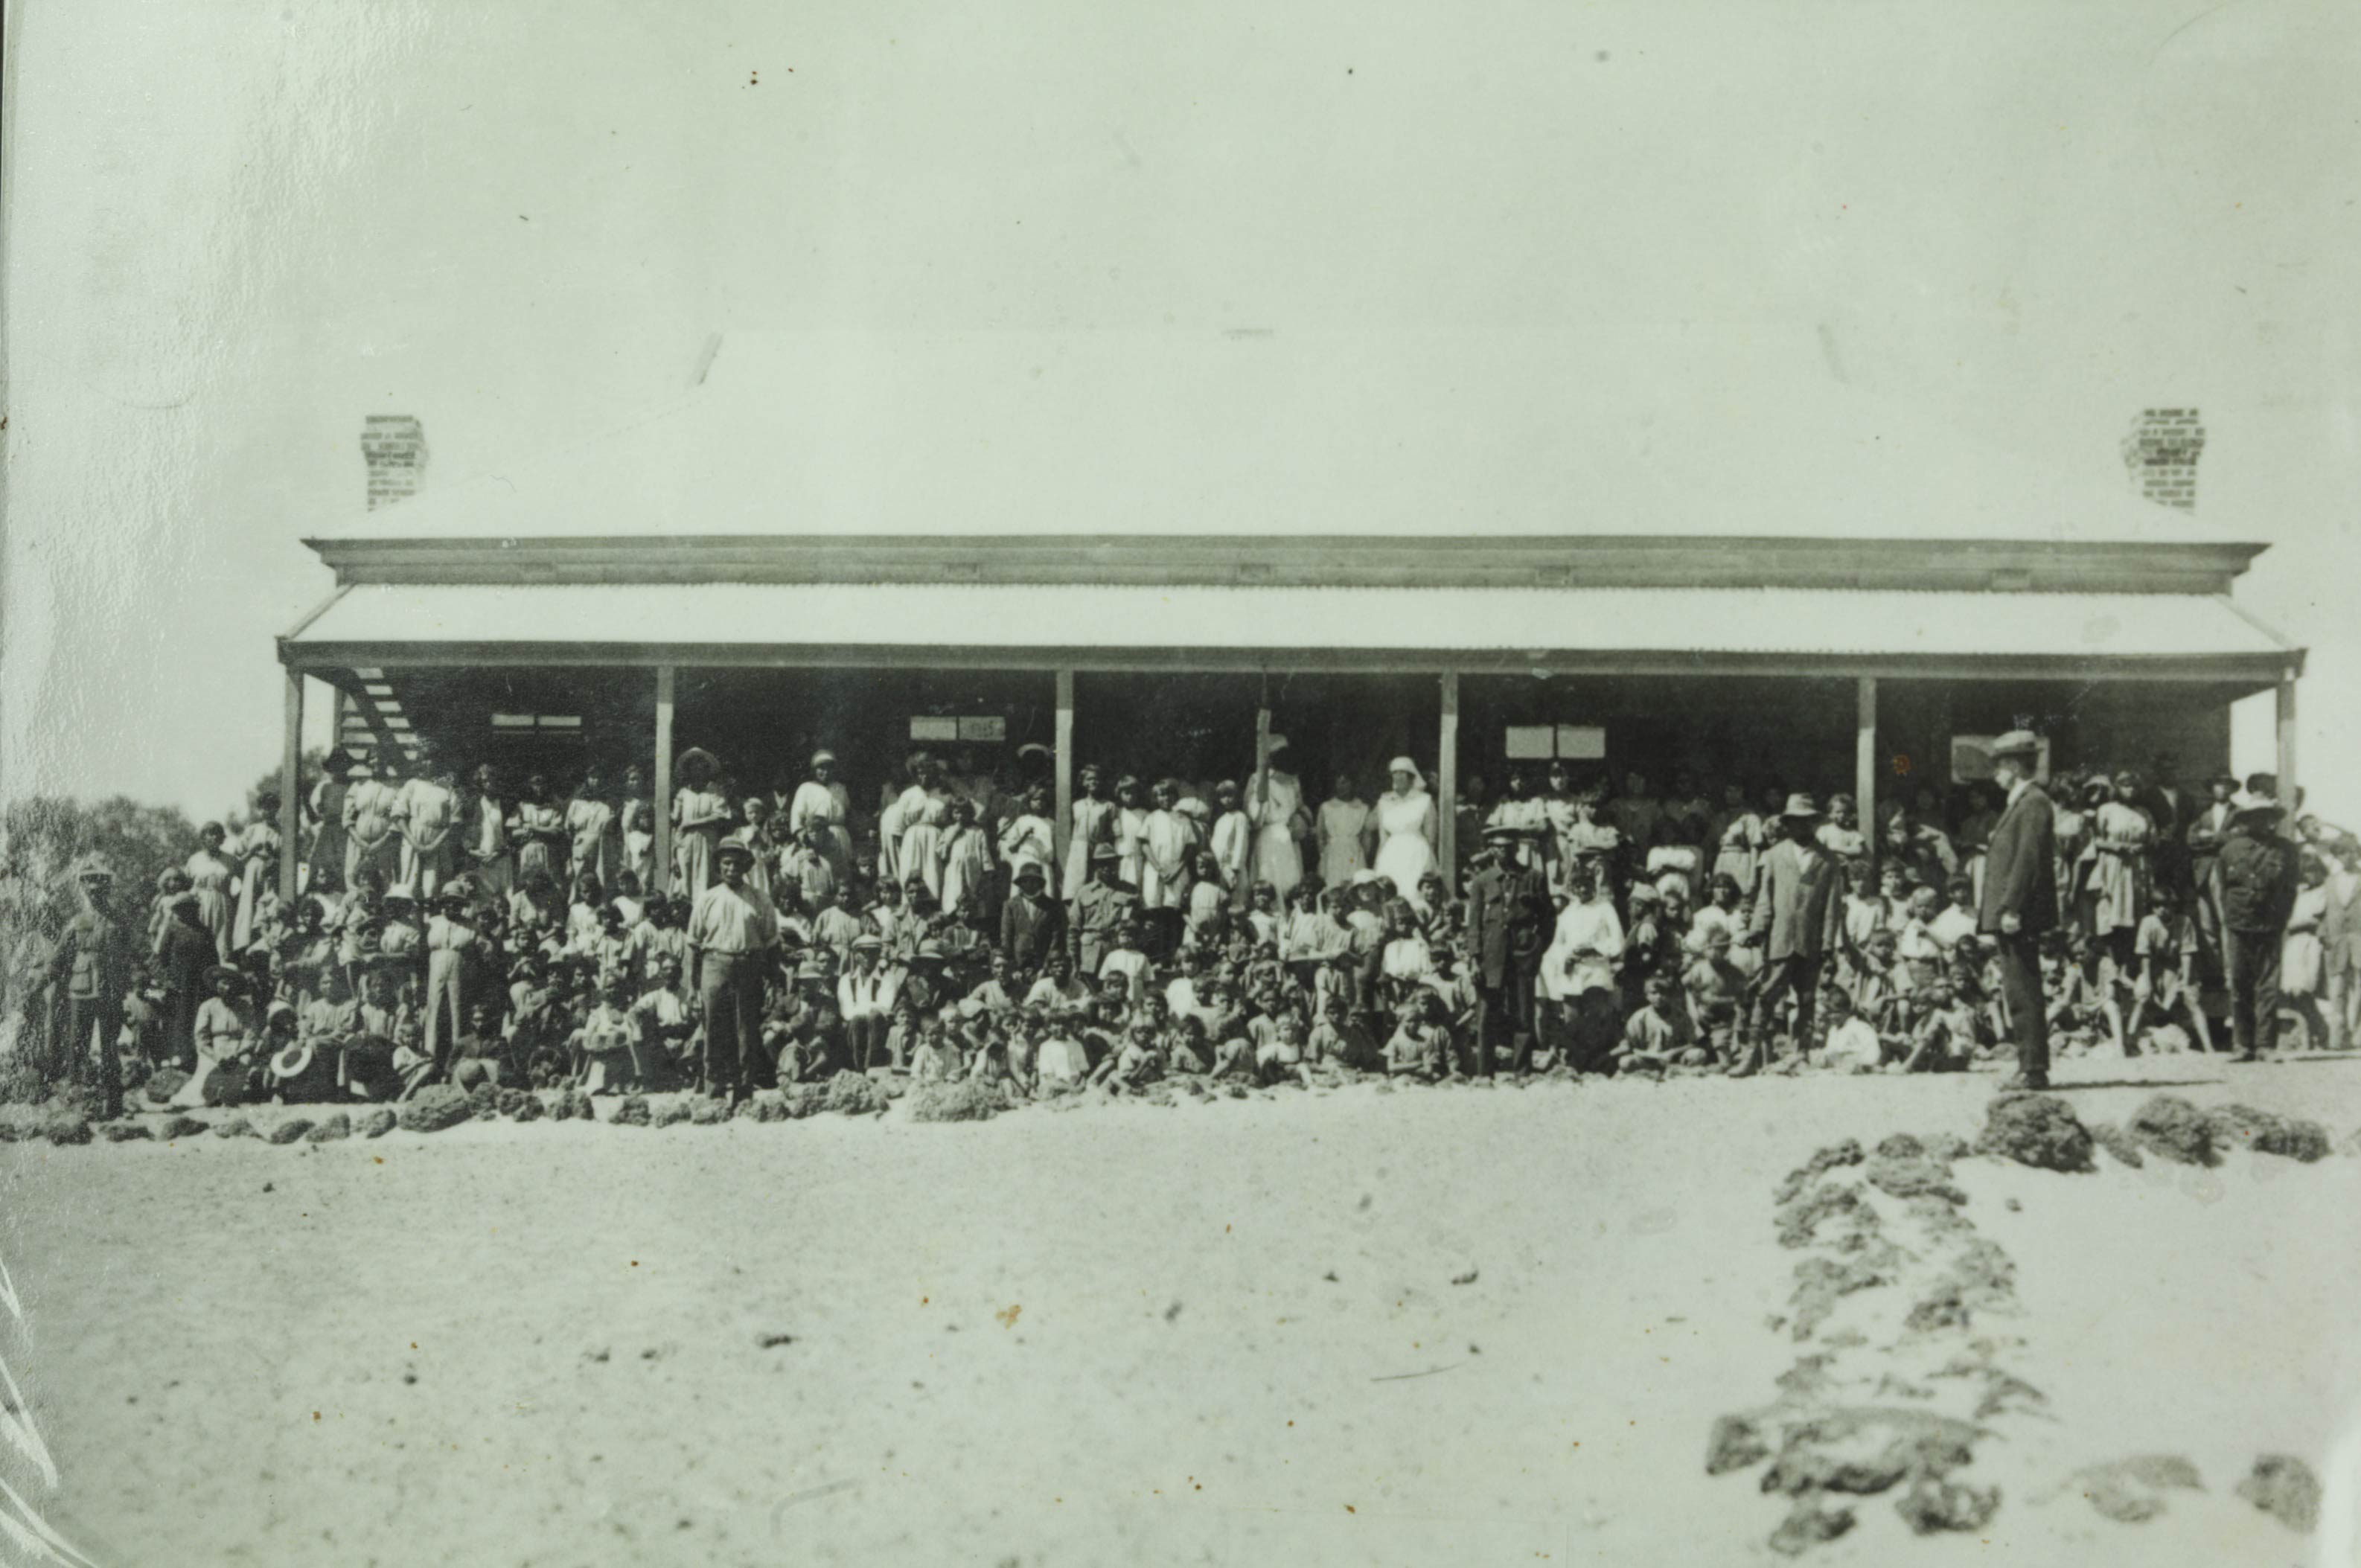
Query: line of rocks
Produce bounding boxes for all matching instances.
[1709,1091,2336,1555]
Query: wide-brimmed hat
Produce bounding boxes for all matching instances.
[675,746,721,782]
[851,933,884,953]
[202,964,245,989]
[1014,862,1047,886]
[715,835,757,865]
[269,1042,314,1081]
[794,956,836,984]
[1780,793,1821,819]
[1987,729,2043,761]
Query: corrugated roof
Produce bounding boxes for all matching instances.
[307,330,2263,548]
[287,582,2293,665]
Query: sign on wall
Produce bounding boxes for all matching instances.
[1555,725,1607,760]
[1505,724,1608,761]
[957,716,1007,743]
[1951,733,2051,784]
[910,716,959,741]
[1504,726,1556,759]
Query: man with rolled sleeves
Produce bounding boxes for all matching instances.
[1977,730,2057,1091]
[1466,823,1552,1076]
[686,835,781,1102]
[1732,793,1841,1077]
[43,855,138,1119]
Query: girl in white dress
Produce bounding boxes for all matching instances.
[1316,773,1372,892]
[185,822,240,961]
[1062,765,1117,902]
[1246,739,1306,902]
[1367,758,1439,909]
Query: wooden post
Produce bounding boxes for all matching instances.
[1856,675,1878,870]
[2278,668,2299,820]
[1053,668,1076,880]
[653,665,676,897]
[1438,671,1460,887]
[280,668,304,905]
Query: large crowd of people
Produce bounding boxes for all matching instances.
[25,726,2356,1120]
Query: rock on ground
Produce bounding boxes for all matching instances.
[612,1095,652,1127]
[360,1108,397,1139]
[1705,1413,1771,1475]
[2127,1095,2217,1166]
[1773,1140,1865,1205]
[156,1115,208,1141]
[820,1070,890,1116]
[689,1098,732,1126]
[2074,1454,2205,1523]
[266,1119,314,1145]
[649,1099,691,1127]
[100,1122,153,1142]
[1768,1500,1854,1556]
[141,1067,191,1104]
[2208,1104,2331,1163]
[397,1085,473,1134]
[214,1116,258,1139]
[2235,1453,2321,1532]
[908,1081,1003,1123]
[1974,1094,2094,1173]
[304,1113,351,1142]
[1895,1476,1999,1535]
[2089,1122,2146,1168]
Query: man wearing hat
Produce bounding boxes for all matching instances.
[684,834,782,1101]
[40,855,138,1117]
[1465,823,1552,1076]
[1000,859,1066,972]
[2218,789,2302,1061]
[1734,793,1841,1077]
[1070,840,1139,982]
[1977,730,2059,1090]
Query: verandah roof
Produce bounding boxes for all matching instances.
[282,581,2297,687]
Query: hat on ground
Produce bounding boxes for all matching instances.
[269,1042,315,1082]
[1987,729,2043,761]
[1780,793,1822,819]
[715,835,757,865]
[1090,842,1122,863]
[676,746,721,782]
[2231,790,2283,820]
[811,749,837,767]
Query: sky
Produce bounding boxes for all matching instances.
[4,0,2357,823]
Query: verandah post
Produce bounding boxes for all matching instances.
[280,666,304,905]
[653,665,676,896]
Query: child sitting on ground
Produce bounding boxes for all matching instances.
[1895,984,1971,1074]
[1306,992,1378,1072]
[1384,993,1449,1082]
[1614,974,1700,1074]
[1255,1011,1315,1088]
[908,1012,965,1084]
[573,976,639,1094]
[2127,889,2214,1053]
[1033,1015,1093,1092]
[1815,988,1885,1073]
[1090,1020,1164,1095]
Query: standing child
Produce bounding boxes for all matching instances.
[2127,889,2214,1052]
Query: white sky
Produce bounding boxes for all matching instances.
[4,0,2357,822]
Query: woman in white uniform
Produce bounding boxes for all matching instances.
[1367,757,1440,909]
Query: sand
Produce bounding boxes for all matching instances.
[3,1057,2359,1566]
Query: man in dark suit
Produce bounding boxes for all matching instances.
[1977,731,2057,1090]
[1466,823,1552,1076]
[1732,793,1839,1077]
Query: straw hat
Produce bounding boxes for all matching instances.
[676,747,721,783]
[811,749,837,768]
[269,1042,315,1082]
[1780,793,1822,819]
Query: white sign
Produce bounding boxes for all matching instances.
[909,716,959,741]
[1504,726,1556,759]
[1555,725,1607,761]
[957,715,1007,743]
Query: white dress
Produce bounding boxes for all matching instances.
[1246,771,1305,901]
[1372,789,1439,907]
[1317,798,1372,890]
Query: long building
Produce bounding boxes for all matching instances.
[268,351,2303,901]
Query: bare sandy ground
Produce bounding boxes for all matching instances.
[3,1058,2358,1567]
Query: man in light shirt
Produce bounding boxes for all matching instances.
[687,836,782,1101]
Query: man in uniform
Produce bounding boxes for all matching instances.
[42,855,138,1119]
[2219,789,2302,1062]
[686,835,781,1101]
[1068,841,1138,982]
[1734,794,1840,1077]
[1978,730,2058,1091]
[1465,822,1551,1076]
